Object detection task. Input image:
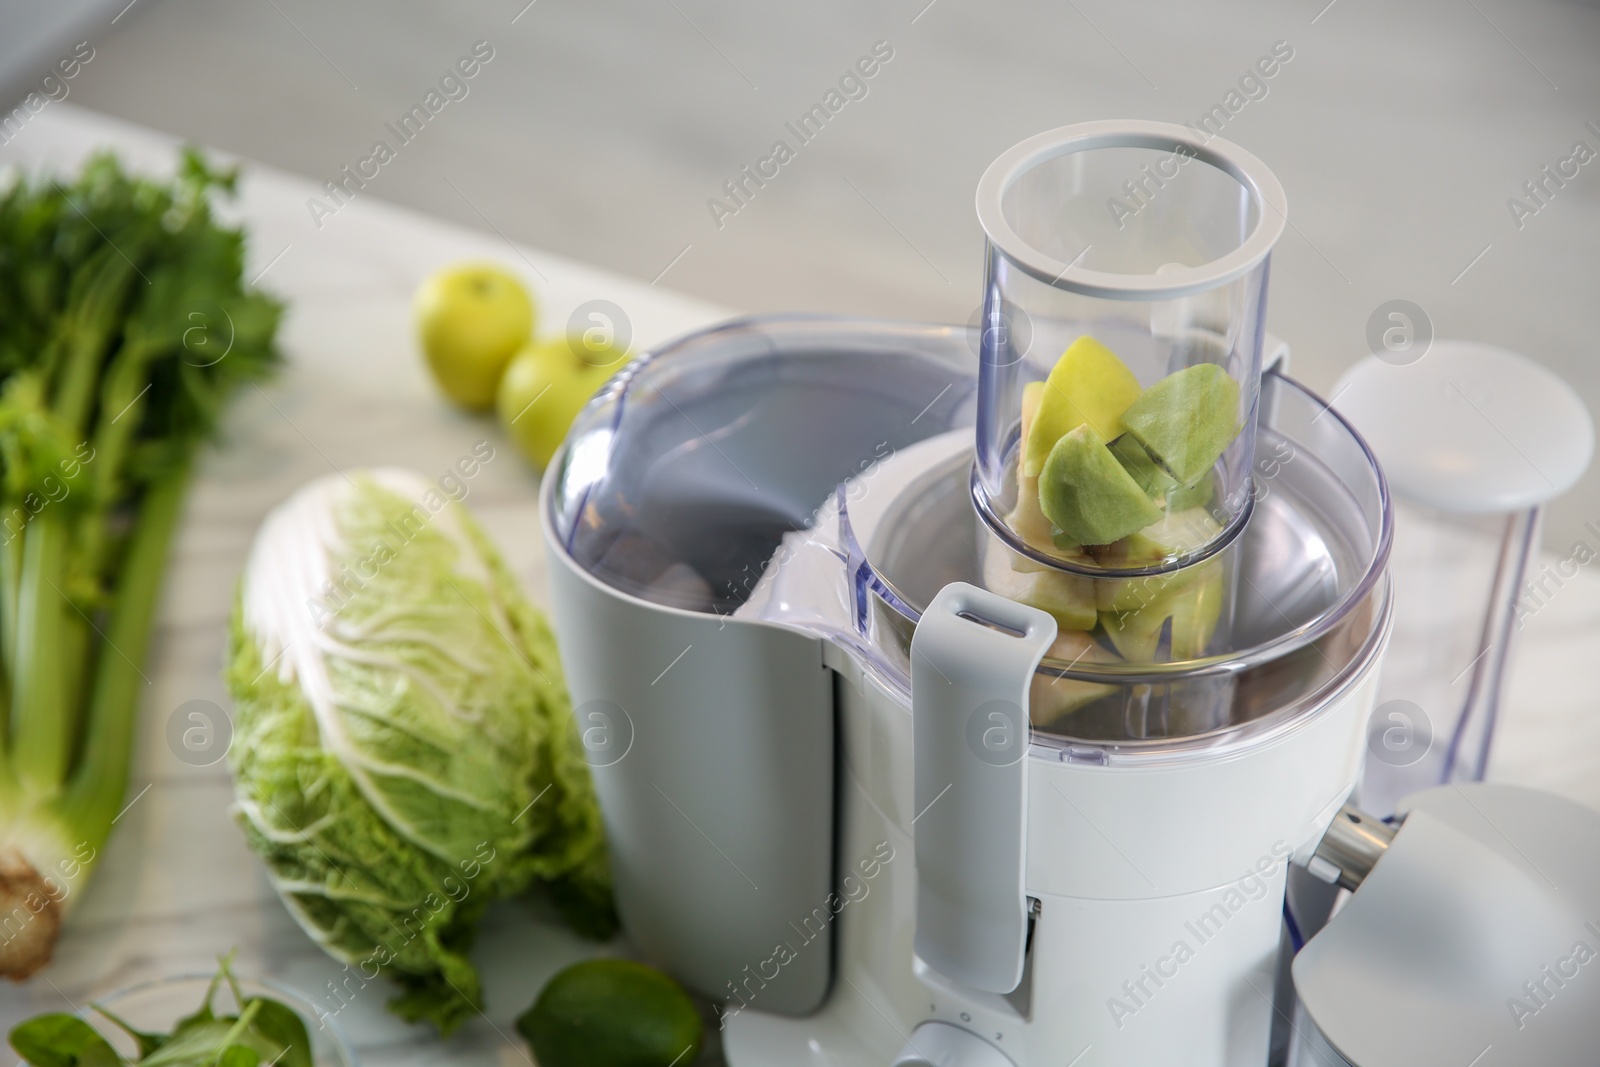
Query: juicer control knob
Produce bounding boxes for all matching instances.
[891,1022,1016,1067]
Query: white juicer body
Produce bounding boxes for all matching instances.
[722,432,1391,1067]
[539,316,1398,1067]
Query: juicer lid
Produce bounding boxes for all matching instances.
[1333,342,1593,514]
[543,311,1394,758]
[1293,784,1600,1067]
[833,368,1395,759]
[543,315,978,615]
[975,119,1289,300]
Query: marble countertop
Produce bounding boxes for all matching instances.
[0,103,1594,1066]
[0,102,731,1067]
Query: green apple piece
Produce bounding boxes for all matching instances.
[1169,564,1226,660]
[1098,557,1225,660]
[1008,381,1058,552]
[1168,472,1216,512]
[1120,362,1242,487]
[1006,500,1059,556]
[1022,336,1143,478]
[1088,511,1219,605]
[1038,425,1164,547]
[1029,631,1118,723]
[497,336,627,469]
[1111,435,1216,513]
[1020,379,1044,438]
[1097,568,1182,614]
[1050,528,1083,554]
[1094,549,1221,611]
[982,535,1097,630]
[1109,436,1175,496]
[1102,606,1166,661]
[1123,508,1221,563]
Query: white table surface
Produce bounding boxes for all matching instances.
[0,103,1595,1066]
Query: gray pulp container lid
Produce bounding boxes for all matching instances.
[1293,783,1600,1067]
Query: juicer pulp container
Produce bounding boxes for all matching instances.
[542,316,979,1015]
[539,315,1394,1066]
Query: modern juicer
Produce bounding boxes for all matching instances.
[539,123,1600,1066]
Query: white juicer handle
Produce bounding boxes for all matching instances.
[911,582,1057,995]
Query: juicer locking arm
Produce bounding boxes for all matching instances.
[910,582,1058,997]
[1305,804,1397,891]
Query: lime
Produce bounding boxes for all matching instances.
[516,959,702,1067]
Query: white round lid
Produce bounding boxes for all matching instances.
[1332,341,1593,514]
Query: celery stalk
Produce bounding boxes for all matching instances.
[62,460,192,831]
[0,149,281,977]
[9,513,71,795]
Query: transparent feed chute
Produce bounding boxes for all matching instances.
[972,120,1287,669]
[849,368,1391,747]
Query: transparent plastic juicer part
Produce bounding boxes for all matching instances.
[973,120,1287,665]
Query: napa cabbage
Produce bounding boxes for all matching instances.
[226,469,612,1035]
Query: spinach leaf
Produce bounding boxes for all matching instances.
[89,1005,167,1060]
[216,1046,261,1067]
[240,999,311,1067]
[10,1014,124,1067]
[7,958,312,1067]
[137,1020,241,1067]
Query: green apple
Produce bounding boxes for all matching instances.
[1110,435,1217,513]
[1008,381,1060,552]
[1168,474,1216,512]
[1168,565,1226,659]
[1098,567,1182,615]
[981,533,1097,630]
[1022,336,1143,477]
[1120,508,1216,566]
[1109,435,1172,496]
[1098,557,1225,660]
[1095,547,1221,612]
[1029,630,1118,724]
[497,337,626,469]
[1110,507,1221,567]
[1120,362,1241,487]
[1038,424,1163,547]
[1101,604,1166,661]
[415,263,535,410]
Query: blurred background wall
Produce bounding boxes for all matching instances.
[3,0,1599,544]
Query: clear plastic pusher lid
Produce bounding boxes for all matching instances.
[971,120,1288,663]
